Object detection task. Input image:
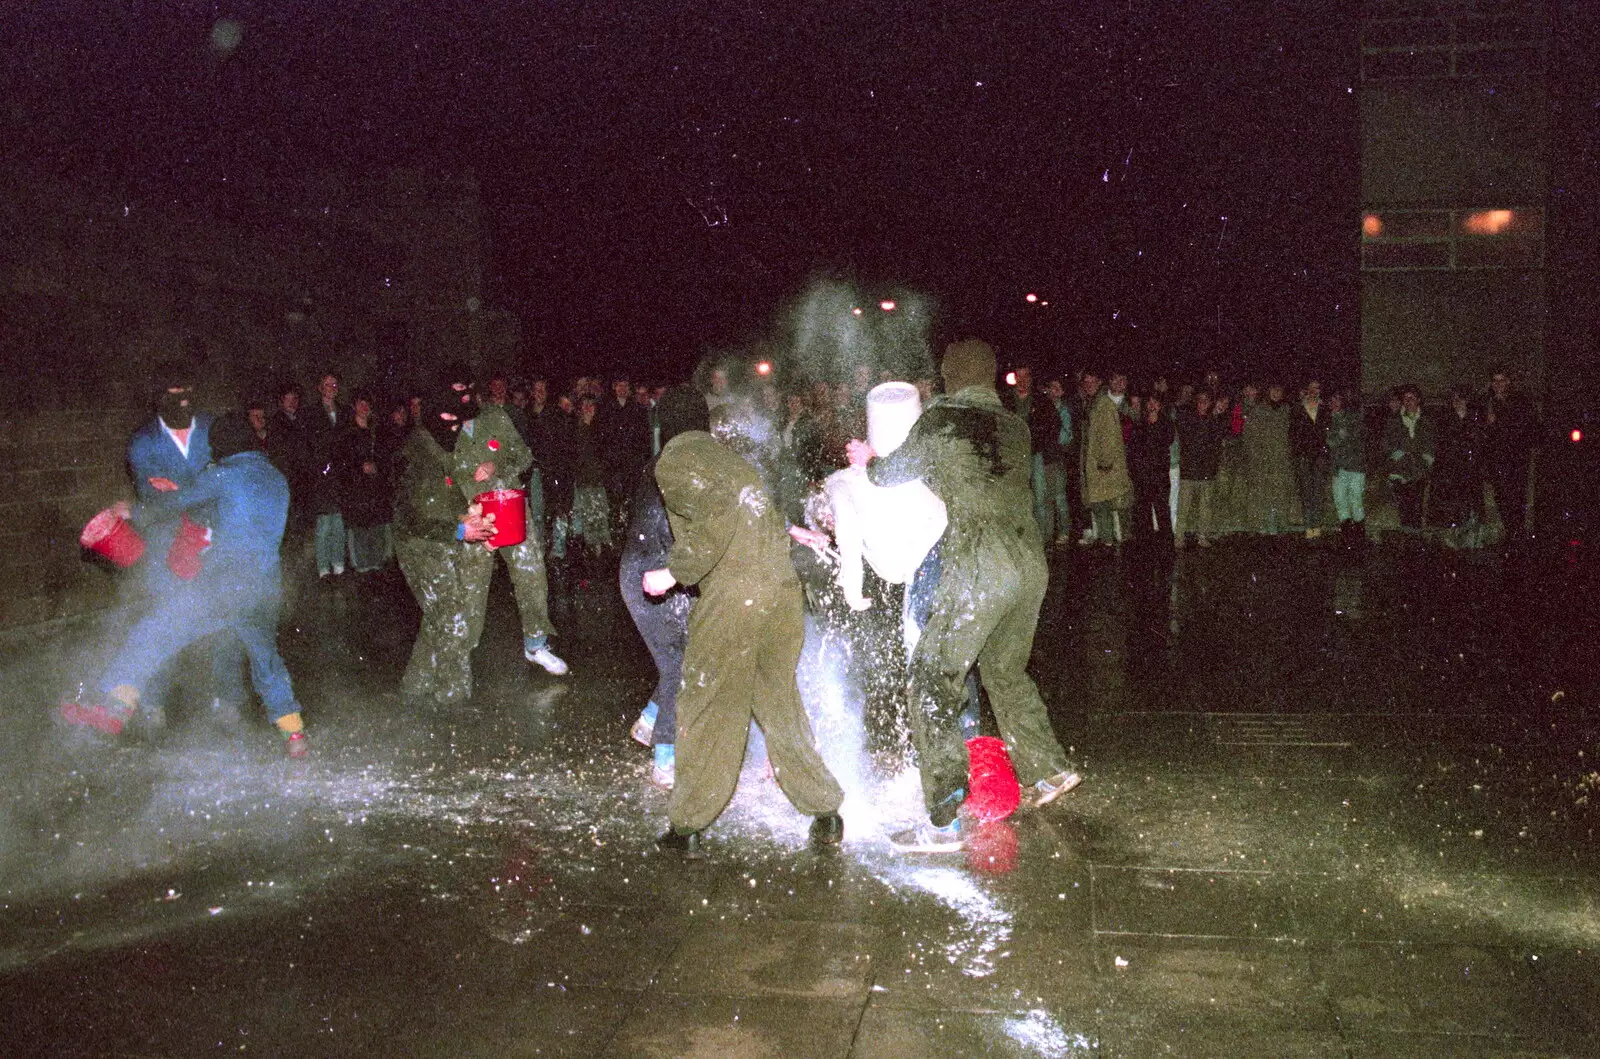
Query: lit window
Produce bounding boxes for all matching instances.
[1461,209,1514,235]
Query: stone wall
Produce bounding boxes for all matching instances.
[0,407,146,630]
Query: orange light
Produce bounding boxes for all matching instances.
[1025,292,1038,303]
[1362,213,1383,238]
[755,360,772,376]
[1572,428,1584,444]
[879,299,896,311]
[1462,209,1514,235]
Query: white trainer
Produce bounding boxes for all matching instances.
[525,646,569,676]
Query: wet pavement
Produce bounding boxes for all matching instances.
[1,535,1597,1057]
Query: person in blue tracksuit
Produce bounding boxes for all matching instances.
[123,368,246,715]
[64,416,309,756]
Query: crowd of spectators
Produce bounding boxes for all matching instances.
[241,360,1540,596]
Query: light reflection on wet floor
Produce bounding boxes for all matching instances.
[1,539,1597,1055]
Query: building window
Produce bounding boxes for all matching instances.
[1362,14,1546,80]
[1360,207,1543,270]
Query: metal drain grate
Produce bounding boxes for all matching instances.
[1209,714,1354,748]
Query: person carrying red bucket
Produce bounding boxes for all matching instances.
[439,364,569,677]
[61,416,310,757]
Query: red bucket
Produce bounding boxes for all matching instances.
[167,513,212,580]
[474,488,527,549]
[80,509,145,568]
[965,735,1021,823]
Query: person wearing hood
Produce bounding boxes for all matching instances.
[442,364,568,676]
[853,339,1081,852]
[64,416,308,755]
[643,412,845,856]
[393,379,498,705]
[619,387,709,787]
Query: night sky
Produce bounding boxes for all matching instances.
[5,2,1368,385]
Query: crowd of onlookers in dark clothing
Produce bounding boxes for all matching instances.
[244,361,1542,593]
[995,365,1541,552]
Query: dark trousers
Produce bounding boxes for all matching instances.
[1132,474,1173,540]
[1488,457,1530,535]
[620,575,690,748]
[1294,457,1329,529]
[1392,479,1426,529]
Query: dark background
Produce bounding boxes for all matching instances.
[2,1,1587,390]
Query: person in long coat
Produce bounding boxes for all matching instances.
[338,391,394,573]
[1242,383,1298,534]
[1079,368,1134,545]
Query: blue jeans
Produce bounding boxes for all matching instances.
[315,512,346,575]
[1032,455,1070,543]
[1333,470,1366,523]
[103,569,300,722]
[347,523,392,572]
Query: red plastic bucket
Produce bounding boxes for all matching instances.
[167,513,211,580]
[474,488,527,549]
[964,735,1021,823]
[80,509,145,567]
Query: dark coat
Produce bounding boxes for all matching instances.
[1176,409,1223,481]
[1288,400,1331,463]
[1127,416,1175,489]
[337,418,393,529]
[304,401,349,514]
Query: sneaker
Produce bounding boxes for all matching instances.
[1022,770,1082,809]
[284,731,310,759]
[59,701,133,736]
[888,820,964,853]
[656,828,703,857]
[631,702,659,746]
[525,646,569,676]
[809,812,844,847]
[651,744,675,789]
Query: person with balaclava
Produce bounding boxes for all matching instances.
[619,387,709,788]
[851,339,1082,852]
[643,416,845,856]
[440,364,568,676]
[63,416,310,756]
[393,379,497,705]
[122,362,245,718]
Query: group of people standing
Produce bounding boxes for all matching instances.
[1000,367,1539,552]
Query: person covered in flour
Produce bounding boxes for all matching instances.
[805,382,984,770]
[848,340,1084,853]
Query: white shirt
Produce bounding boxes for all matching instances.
[159,418,193,460]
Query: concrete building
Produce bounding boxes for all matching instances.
[1358,1,1550,400]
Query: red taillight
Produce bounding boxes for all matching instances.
[1573,428,1584,444]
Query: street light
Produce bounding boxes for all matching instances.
[1025,292,1038,303]
[879,299,896,312]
